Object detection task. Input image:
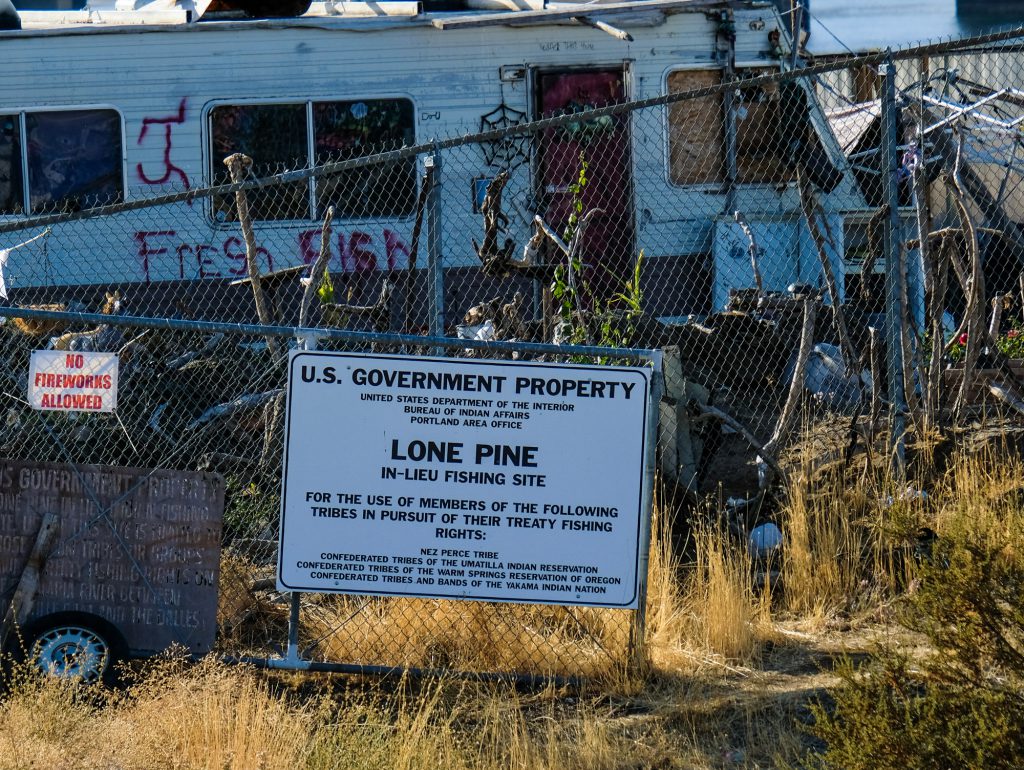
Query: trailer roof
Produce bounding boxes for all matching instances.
[6,0,760,37]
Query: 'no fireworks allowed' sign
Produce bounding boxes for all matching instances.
[277,352,652,608]
[29,351,119,413]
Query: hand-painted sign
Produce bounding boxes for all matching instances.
[28,351,119,413]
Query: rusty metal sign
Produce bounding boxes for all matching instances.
[0,460,225,657]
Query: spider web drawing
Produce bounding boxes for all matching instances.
[479,103,530,170]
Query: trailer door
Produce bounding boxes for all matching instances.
[534,68,634,301]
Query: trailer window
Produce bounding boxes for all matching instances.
[0,115,22,215]
[313,99,416,218]
[666,69,787,186]
[667,70,724,185]
[209,99,416,222]
[26,109,123,214]
[210,104,310,221]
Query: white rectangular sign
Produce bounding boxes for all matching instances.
[277,352,651,608]
[28,350,119,413]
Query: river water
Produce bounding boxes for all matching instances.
[808,0,1024,54]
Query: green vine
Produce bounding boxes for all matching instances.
[550,151,645,361]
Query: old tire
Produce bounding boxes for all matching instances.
[24,613,126,685]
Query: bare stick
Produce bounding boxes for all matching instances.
[187,388,285,430]
[299,205,334,329]
[733,210,764,298]
[761,296,818,488]
[224,153,279,356]
[694,402,787,483]
[869,326,883,442]
[989,382,1024,417]
[405,171,433,333]
[534,215,570,255]
[927,236,951,420]
[948,140,985,416]
[798,170,858,369]
[989,293,1005,341]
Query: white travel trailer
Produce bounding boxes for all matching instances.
[0,0,866,321]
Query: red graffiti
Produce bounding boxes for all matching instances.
[136,99,190,190]
[298,228,412,272]
[134,228,405,283]
[133,230,274,282]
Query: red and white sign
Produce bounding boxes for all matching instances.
[28,351,119,413]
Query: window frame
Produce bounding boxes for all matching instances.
[203,94,418,227]
[0,104,127,218]
[661,65,788,190]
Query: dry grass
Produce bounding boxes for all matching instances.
[7,445,1021,768]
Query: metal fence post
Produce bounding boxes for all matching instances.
[425,150,444,350]
[628,350,662,674]
[881,53,907,474]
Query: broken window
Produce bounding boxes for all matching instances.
[666,69,788,186]
[25,109,123,213]
[209,98,416,222]
[313,99,416,219]
[0,114,22,215]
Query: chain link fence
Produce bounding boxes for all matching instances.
[3,26,1024,678]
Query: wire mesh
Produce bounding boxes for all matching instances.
[3,26,1024,677]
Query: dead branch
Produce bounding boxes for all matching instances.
[947,138,986,416]
[321,278,393,334]
[989,293,1007,341]
[760,296,817,489]
[926,235,951,419]
[166,333,226,371]
[693,402,786,484]
[224,153,280,356]
[299,205,334,329]
[798,169,859,369]
[732,210,763,298]
[534,215,570,256]
[186,389,285,431]
[869,326,883,442]
[472,171,517,274]
[404,169,433,333]
[989,382,1024,417]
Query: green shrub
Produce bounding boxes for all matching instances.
[801,538,1024,769]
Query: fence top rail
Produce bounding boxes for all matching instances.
[0,23,1021,237]
[0,306,658,363]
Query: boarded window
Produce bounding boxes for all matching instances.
[210,104,310,221]
[26,109,123,213]
[210,99,416,222]
[313,99,416,218]
[667,70,724,185]
[667,69,787,186]
[0,115,22,215]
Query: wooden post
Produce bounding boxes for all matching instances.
[761,296,817,488]
[224,153,280,357]
[0,512,60,649]
[869,326,883,443]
